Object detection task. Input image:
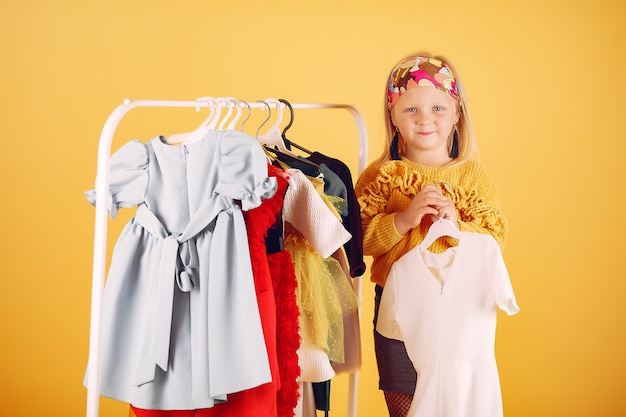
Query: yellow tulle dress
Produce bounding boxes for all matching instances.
[282,169,359,382]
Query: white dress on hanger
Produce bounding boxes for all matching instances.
[84,130,277,410]
[376,232,519,417]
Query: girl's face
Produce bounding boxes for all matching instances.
[390,86,460,166]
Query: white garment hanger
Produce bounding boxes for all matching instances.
[165,97,217,144]
[419,217,461,252]
[215,98,230,131]
[256,97,300,158]
[206,97,223,130]
[216,97,234,130]
[195,96,219,132]
[225,97,243,130]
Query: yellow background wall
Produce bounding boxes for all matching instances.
[1,1,624,416]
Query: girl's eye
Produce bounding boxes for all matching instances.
[433,106,444,111]
[407,107,416,112]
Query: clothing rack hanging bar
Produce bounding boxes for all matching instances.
[87,99,367,417]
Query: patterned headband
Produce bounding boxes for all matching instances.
[387,55,460,109]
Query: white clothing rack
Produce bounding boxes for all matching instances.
[86,99,368,417]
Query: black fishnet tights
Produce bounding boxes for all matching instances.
[383,390,413,417]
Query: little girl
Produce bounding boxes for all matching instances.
[355,53,509,417]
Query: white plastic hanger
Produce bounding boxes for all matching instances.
[256,97,300,158]
[225,97,243,130]
[198,97,222,130]
[165,97,217,144]
[206,97,224,130]
[215,97,234,130]
[195,96,220,131]
[419,217,461,252]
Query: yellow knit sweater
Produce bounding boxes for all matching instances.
[355,157,508,287]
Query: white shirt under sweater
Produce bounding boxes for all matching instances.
[376,231,519,417]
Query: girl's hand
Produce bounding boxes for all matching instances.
[394,184,450,235]
[434,195,458,225]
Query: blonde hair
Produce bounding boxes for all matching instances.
[375,51,478,167]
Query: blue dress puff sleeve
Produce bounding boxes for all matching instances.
[213,131,277,210]
[84,139,149,219]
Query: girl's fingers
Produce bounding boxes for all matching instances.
[420,184,442,195]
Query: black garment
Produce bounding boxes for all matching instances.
[373,285,417,393]
[312,380,331,414]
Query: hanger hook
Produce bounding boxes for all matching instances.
[203,97,222,129]
[239,100,252,132]
[225,97,243,130]
[193,96,218,129]
[217,97,235,130]
[255,100,271,139]
[264,97,284,129]
[278,98,294,140]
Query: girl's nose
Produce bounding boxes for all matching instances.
[416,112,432,124]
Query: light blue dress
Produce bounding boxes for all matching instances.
[85,130,277,410]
